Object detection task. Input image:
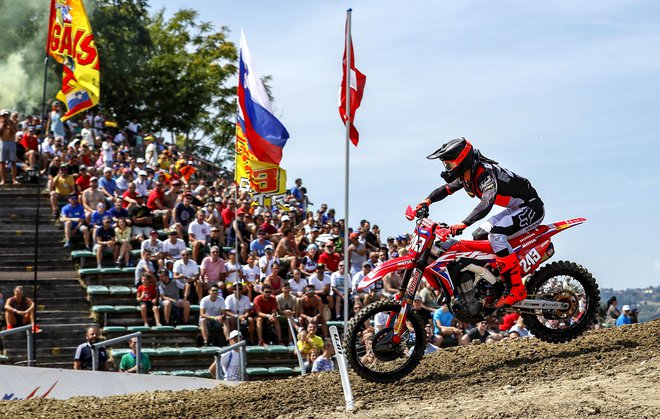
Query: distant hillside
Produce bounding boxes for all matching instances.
[599,285,659,323]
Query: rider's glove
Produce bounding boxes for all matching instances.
[449,223,467,236]
[416,199,431,211]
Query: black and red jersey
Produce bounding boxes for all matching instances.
[427,161,541,226]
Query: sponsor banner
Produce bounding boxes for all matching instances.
[0,365,228,401]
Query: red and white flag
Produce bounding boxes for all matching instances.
[339,15,366,147]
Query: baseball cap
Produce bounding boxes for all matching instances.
[136,157,146,163]
[103,167,112,173]
[228,330,241,340]
[265,244,274,252]
[362,261,371,268]
[349,232,359,240]
[168,230,178,236]
[622,305,631,311]
[90,176,98,181]
[68,193,78,199]
[138,170,147,176]
[236,208,246,215]
[414,295,423,301]
[79,164,87,170]
[229,249,237,254]
[0,109,9,116]
[311,226,320,232]
[306,243,318,251]
[149,230,158,235]
[281,215,290,221]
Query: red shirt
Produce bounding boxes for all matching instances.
[221,207,235,228]
[122,190,138,208]
[253,294,278,315]
[76,174,91,191]
[260,222,277,235]
[147,188,165,211]
[21,133,38,151]
[137,284,157,301]
[318,251,341,272]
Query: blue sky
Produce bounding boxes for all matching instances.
[150,0,660,290]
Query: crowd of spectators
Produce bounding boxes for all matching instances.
[0,103,626,379]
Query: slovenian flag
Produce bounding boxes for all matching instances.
[237,31,289,165]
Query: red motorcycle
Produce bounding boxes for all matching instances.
[344,205,600,383]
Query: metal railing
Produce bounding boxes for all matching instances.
[0,325,35,367]
[92,332,142,372]
[214,341,247,381]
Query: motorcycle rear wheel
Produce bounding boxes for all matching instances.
[343,300,427,383]
[521,260,599,343]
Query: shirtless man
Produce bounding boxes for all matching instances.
[275,228,300,273]
[82,177,106,222]
[383,270,402,298]
[298,284,328,338]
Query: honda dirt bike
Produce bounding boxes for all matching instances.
[344,205,599,383]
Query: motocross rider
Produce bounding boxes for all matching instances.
[417,137,544,308]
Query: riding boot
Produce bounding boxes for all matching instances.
[494,253,527,308]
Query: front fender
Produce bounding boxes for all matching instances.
[357,255,415,292]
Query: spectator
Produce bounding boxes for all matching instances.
[616,305,632,326]
[509,316,532,337]
[318,240,341,272]
[134,247,155,285]
[209,329,242,381]
[144,135,158,168]
[61,193,91,250]
[189,210,211,263]
[264,262,284,296]
[289,268,308,298]
[107,197,129,225]
[73,325,110,370]
[200,245,227,295]
[3,286,38,332]
[330,261,350,320]
[275,228,300,274]
[225,283,255,344]
[298,284,328,338]
[158,269,190,325]
[81,177,104,220]
[49,164,76,217]
[250,229,272,257]
[309,263,333,319]
[161,229,187,262]
[347,232,367,276]
[146,179,171,229]
[113,217,132,267]
[221,198,236,231]
[299,243,319,278]
[253,283,282,346]
[461,320,494,345]
[0,109,19,185]
[173,192,196,239]
[411,295,433,328]
[258,244,279,281]
[90,202,108,228]
[137,272,162,327]
[605,296,620,327]
[93,216,118,269]
[629,305,639,324]
[174,249,202,302]
[297,323,324,362]
[199,285,227,346]
[227,208,250,261]
[311,338,335,373]
[141,230,164,271]
[241,254,260,300]
[224,250,244,295]
[430,299,462,346]
[115,168,133,196]
[134,170,149,197]
[352,262,376,305]
[119,336,151,373]
[98,167,118,203]
[361,220,380,253]
[276,282,297,342]
[129,195,154,241]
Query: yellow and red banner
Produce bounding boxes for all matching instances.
[47,0,100,120]
[235,123,287,197]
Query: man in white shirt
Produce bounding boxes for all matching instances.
[161,230,187,261]
[352,261,378,305]
[310,263,333,319]
[224,283,254,344]
[188,210,211,263]
[289,268,308,297]
[209,329,243,381]
[330,261,351,320]
[140,230,164,272]
[199,285,227,346]
[173,250,201,302]
[258,245,279,281]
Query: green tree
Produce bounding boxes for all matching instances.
[144,9,238,154]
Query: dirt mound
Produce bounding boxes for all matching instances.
[1,320,658,418]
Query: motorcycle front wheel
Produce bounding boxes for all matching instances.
[343,300,427,383]
[521,260,600,343]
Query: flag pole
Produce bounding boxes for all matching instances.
[342,8,353,332]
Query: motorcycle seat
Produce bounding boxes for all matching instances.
[458,240,493,253]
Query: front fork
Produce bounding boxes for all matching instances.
[388,251,431,340]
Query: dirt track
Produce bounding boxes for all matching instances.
[1,320,658,418]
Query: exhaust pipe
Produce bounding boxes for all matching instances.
[461,263,498,284]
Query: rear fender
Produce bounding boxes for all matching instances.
[357,255,414,292]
